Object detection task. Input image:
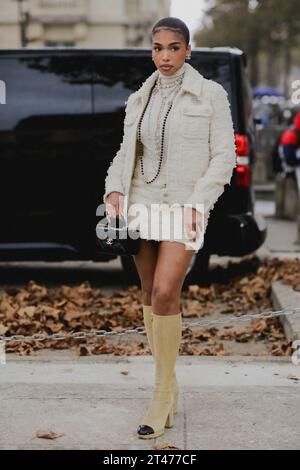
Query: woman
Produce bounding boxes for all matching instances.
[103,17,236,439]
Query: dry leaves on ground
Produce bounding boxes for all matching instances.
[0,256,298,357]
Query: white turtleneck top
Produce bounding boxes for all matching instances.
[128,62,187,206]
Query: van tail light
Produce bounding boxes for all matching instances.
[235,133,250,187]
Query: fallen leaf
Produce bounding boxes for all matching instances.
[287,373,299,381]
[0,324,8,336]
[154,442,179,450]
[36,431,64,440]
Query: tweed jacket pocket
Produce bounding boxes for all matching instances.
[180,105,212,139]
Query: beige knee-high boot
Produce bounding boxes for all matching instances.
[142,305,179,414]
[137,311,182,439]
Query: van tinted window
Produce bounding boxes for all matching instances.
[0,55,92,131]
[191,54,236,127]
[92,52,235,120]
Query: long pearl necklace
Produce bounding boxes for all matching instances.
[137,69,185,184]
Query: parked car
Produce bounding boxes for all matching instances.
[0,46,266,284]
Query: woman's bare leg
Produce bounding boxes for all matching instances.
[152,241,195,316]
[133,239,159,305]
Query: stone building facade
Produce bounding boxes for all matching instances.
[0,0,170,48]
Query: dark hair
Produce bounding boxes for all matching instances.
[150,17,190,46]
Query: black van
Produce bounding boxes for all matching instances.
[0,47,266,283]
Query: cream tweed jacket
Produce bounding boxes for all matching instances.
[103,62,237,231]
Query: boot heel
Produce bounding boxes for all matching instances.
[165,406,174,428]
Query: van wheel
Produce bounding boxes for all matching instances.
[120,255,140,285]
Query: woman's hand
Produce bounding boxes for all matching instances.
[105,191,125,221]
[183,207,203,240]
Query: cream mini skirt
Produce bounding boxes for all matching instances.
[125,200,205,252]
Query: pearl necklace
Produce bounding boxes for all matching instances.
[136,70,185,184]
[156,72,185,98]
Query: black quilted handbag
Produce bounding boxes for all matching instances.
[95,214,141,256]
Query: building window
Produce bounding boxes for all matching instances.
[40,0,77,7]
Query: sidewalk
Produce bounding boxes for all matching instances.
[0,352,299,450]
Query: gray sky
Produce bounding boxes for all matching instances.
[170,0,206,46]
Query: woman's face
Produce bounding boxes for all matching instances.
[152,28,191,76]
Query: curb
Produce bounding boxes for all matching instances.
[271,280,300,340]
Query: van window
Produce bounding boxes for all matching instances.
[192,55,232,100]
[0,55,92,131]
[191,54,236,128]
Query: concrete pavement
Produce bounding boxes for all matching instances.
[0,352,299,450]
